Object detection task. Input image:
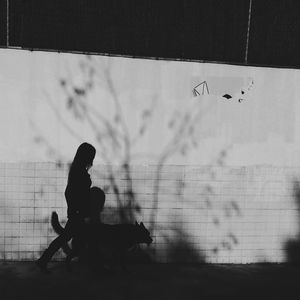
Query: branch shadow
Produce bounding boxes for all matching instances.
[164,226,206,263]
[285,180,300,263]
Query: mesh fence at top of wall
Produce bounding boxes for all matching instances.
[0,162,299,263]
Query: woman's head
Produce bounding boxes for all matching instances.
[73,143,96,169]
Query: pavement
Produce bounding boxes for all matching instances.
[0,261,300,300]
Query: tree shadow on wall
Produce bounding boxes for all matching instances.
[153,218,206,263]
[285,180,300,263]
[164,227,206,263]
[31,55,233,264]
[33,55,217,225]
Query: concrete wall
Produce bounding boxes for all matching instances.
[1,49,300,262]
[0,162,299,263]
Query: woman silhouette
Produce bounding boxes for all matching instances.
[36,142,96,273]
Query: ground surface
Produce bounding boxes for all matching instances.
[0,261,299,300]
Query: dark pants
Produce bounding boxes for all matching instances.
[38,218,85,265]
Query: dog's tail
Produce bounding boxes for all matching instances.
[51,211,72,255]
[51,211,65,235]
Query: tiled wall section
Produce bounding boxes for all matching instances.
[0,162,299,263]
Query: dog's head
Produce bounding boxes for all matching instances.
[135,221,153,246]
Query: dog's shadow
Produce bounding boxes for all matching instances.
[52,206,154,273]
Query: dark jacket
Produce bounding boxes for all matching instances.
[65,165,91,220]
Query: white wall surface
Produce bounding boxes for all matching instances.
[0,49,300,263]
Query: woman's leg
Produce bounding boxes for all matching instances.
[36,220,77,271]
